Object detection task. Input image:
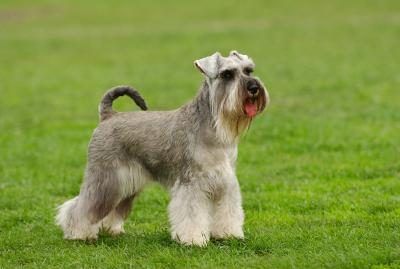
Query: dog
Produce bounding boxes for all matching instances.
[56,51,269,246]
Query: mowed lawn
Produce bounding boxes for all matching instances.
[1,0,399,268]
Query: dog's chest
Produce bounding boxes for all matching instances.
[193,143,237,171]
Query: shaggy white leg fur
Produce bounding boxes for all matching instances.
[56,196,100,240]
[211,177,244,239]
[168,182,212,247]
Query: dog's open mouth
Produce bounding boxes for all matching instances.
[244,98,258,117]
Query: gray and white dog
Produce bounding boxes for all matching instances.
[56,51,269,246]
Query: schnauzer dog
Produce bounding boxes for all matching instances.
[56,51,269,246]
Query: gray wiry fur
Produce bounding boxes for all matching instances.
[56,50,269,246]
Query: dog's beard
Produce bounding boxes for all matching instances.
[209,80,267,144]
[211,87,250,144]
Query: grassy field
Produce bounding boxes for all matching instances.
[1,0,399,268]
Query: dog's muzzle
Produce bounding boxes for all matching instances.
[243,79,266,118]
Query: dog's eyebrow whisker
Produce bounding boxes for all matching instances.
[56,51,268,247]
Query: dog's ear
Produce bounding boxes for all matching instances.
[229,50,248,60]
[194,52,221,79]
[229,50,255,67]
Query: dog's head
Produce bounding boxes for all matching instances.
[195,51,269,142]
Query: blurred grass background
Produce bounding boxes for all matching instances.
[0,0,399,268]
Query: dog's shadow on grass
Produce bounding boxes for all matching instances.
[87,230,272,256]
[95,230,174,248]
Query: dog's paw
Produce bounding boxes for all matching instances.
[101,214,125,236]
[107,225,125,236]
[64,231,99,241]
[211,226,244,240]
[101,222,125,236]
[172,231,209,247]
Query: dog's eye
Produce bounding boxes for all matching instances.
[220,70,234,80]
[244,68,253,75]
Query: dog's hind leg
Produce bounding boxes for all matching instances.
[101,195,136,235]
[56,165,121,240]
[101,163,149,236]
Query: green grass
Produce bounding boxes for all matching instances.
[1,0,399,268]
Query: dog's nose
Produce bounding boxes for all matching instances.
[247,80,259,94]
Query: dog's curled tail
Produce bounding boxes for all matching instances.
[99,85,148,121]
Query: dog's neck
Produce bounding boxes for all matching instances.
[194,81,212,113]
[191,80,217,124]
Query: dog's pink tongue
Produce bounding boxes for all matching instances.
[245,102,257,117]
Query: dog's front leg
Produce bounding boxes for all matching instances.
[211,174,244,239]
[168,182,211,247]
